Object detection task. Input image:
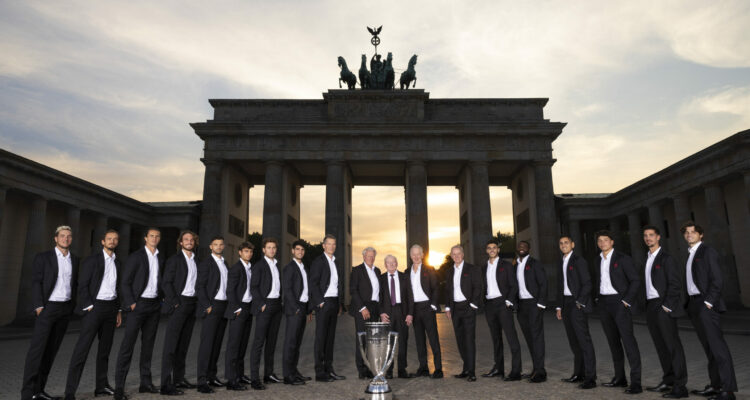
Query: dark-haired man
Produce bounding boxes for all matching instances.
[114,227,164,400]
[682,222,737,400]
[160,230,200,395]
[248,238,284,390]
[65,229,122,399]
[594,230,642,395]
[514,240,548,383]
[555,235,596,390]
[282,240,312,385]
[22,226,80,400]
[225,241,255,391]
[350,246,380,379]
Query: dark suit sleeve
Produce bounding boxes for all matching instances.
[309,257,324,307]
[507,262,519,306]
[282,263,298,314]
[77,256,95,311]
[622,255,641,306]
[162,256,179,307]
[704,247,723,307]
[226,265,242,317]
[120,254,138,309]
[405,274,414,316]
[196,259,210,312]
[471,266,483,308]
[534,260,548,307]
[576,257,592,306]
[31,253,46,311]
[250,261,265,309]
[350,267,364,313]
[662,254,681,311]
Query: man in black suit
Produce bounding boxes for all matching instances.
[65,229,122,399]
[282,240,313,385]
[379,255,414,379]
[350,246,381,379]
[682,222,737,400]
[514,240,548,383]
[248,237,284,390]
[195,236,229,393]
[160,230,200,395]
[22,225,79,400]
[114,227,163,400]
[444,244,482,382]
[481,238,522,381]
[309,234,346,382]
[594,230,642,395]
[641,226,688,398]
[407,244,443,379]
[555,235,596,390]
[224,241,255,391]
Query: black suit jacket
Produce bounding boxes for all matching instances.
[445,262,483,311]
[309,253,344,307]
[378,271,414,317]
[196,255,227,317]
[31,249,80,313]
[411,264,441,311]
[646,249,685,317]
[120,247,164,311]
[349,263,381,316]
[250,257,282,314]
[594,250,641,311]
[77,251,122,315]
[686,243,726,313]
[283,260,310,316]
[226,260,251,319]
[161,251,200,314]
[482,258,518,309]
[556,252,593,313]
[515,256,548,307]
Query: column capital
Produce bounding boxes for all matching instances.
[265,160,284,167]
[532,158,557,167]
[468,160,489,167]
[407,159,426,168]
[325,159,346,167]
[200,158,224,167]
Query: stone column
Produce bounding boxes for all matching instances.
[66,206,82,257]
[627,211,645,266]
[405,161,429,265]
[744,172,750,219]
[0,186,6,233]
[117,222,131,261]
[325,160,352,303]
[468,161,492,266]
[534,159,559,267]
[672,192,691,259]
[648,202,667,250]
[568,219,582,247]
[704,183,740,305]
[15,196,48,323]
[262,161,284,241]
[93,214,109,253]
[609,217,622,248]
[198,159,223,258]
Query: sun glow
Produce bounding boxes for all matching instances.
[427,251,445,267]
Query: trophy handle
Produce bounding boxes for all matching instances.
[377,331,399,378]
[357,332,373,372]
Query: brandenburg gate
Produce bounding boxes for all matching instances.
[191,89,565,300]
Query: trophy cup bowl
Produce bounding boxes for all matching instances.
[357,322,399,394]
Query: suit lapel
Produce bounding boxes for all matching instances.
[48,250,58,281]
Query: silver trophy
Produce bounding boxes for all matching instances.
[357,322,399,394]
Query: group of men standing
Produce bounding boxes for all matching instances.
[20,219,739,400]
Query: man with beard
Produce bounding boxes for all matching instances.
[282,240,313,385]
[514,241,548,383]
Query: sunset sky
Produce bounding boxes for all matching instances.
[2,1,749,267]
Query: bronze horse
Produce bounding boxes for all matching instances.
[338,56,357,90]
[399,54,417,90]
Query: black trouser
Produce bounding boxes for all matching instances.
[283,303,308,379]
[413,301,442,372]
[21,301,72,400]
[485,297,521,375]
[385,305,409,374]
[646,299,687,388]
[599,295,641,386]
[250,298,282,380]
[562,296,596,381]
[225,302,253,384]
[160,296,197,389]
[451,301,477,375]
[354,300,380,373]
[688,296,737,392]
[517,299,546,376]
[197,300,227,385]
[115,298,160,391]
[315,297,339,375]
[65,300,118,396]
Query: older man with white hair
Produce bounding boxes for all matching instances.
[349,246,381,379]
[379,255,414,379]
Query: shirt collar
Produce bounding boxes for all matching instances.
[364,262,374,270]
[264,256,276,266]
[517,255,529,264]
[240,259,251,269]
[55,247,70,259]
[648,247,661,258]
[412,264,422,274]
[600,250,613,260]
[689,241,702,253]
[388,270,397,276]
[294,259,304,268]
[488,257,498,267]
[182,249,195,260]
[211,253,224,263]
[145,246,159,256]
[325,253,336,262]
[562,252,572,262]
[102,249,116,261]
[454,261,464,270]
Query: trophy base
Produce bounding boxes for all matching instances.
[364,380,392,394]
[360,392,395,400]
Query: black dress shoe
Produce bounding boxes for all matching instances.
[294,373,312,381]
[34,392,59,400]
[504,374,522,381]
[159,388,184,396]
[113,391,128,400]
[692,385,719,396]
[315,374,335,382]
[562,375,582,383]
[226,383,247,391]
[625,386,643,394]
[263,373,282,384]
[663,387,689,399]
[283,377,305,385]
[415,368,431,377]
[648,382,673,392]
[398,370,415,379]
[708,392,736,400]
[467,375,477,382]
[249,380,266,390]
[482,368,504,378]
[139,384,159,393]
[454,371,469,379]
[175,379,196,389]
[239,375,252,384]
[208,378,225,387]
[579,380,597,389]
[530,374,547,383]
[95,385,116,396]
[521,373,532,379]
[603,378,628,388]
[63,395,75,400]
[329,371,346,380]
[431,370,444,379]
[196,385,214,394]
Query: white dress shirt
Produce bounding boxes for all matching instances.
[599,251,618,295]
[645,247,661,300]
[365,263,380,302]
[411,264,438,311]
[296,260,309,303]
[49,247,73,302]
[387,272,401,304]
[485,258,503,299]
[141,247,160,299]
[516,255,533,299]
[241,260,253,303]
[562,252,572,296]
[266,256,281,299]
[95,250,118,301]
[686,242,701,296]
[323,254,339,298]
[445,262,477,311]
[181,250,197,297]
[212,254,228,301]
